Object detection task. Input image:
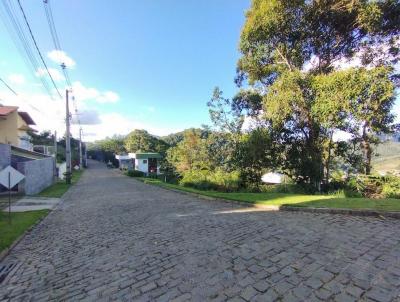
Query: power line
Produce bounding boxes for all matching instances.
[0,76,17,95]
[16,0,62,99]
[42,0,82,131]
[0,0,55,99]
[0,75,43,114]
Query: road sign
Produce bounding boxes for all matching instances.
[0,166,25,189]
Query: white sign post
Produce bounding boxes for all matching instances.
[0,166,25,223]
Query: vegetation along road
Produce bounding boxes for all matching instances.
[0,160,399,301]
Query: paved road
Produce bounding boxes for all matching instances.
[1,161,400,301]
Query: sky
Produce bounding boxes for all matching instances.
[0,0,398,143]
[0,0,250,141]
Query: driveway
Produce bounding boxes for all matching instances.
[0,160,399,301]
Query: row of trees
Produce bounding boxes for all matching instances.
[164,0,400,192]
[90,0,400,192]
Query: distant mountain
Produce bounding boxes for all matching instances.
[378,133,400,143]
[373,139,400,173]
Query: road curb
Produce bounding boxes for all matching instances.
[280,205,400,219]
[135,178,400,220]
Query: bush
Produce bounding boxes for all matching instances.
[180,169,241,192]
[382,177,400,199]
[343,175,400,198]
[125,170,145,177]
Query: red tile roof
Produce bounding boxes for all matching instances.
[0,106,18,116]
[18,111,36,125]
[0,106,36,125]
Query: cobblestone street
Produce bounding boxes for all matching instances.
[0,160,399,301]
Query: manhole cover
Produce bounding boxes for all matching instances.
[0,262,18,284]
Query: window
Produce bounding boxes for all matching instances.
[143,160,147,164]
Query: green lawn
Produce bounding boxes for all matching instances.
[0,210,49,253]
[137,178,400,212]
[38,169,84,198]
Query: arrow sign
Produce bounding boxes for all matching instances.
[0,166,25,189]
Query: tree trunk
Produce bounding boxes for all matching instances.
[362,123,372,175]
[325,131,334,185]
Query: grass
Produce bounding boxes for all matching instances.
[38,169,84,198]
[0,210,49,253]
[0,169,85,253]
[136,178,400,212]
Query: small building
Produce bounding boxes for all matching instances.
[0,105,36,151]
[115,154,134,170]
[115,152,162,175]
[261,172,284,184]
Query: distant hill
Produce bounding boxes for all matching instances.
[161,128,210,146]
[372,140,400,173]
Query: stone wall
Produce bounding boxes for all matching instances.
[17,157,55,195]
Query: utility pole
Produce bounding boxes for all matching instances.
[53,130,57,158]
[54,130,57,179]
[79,127,83,169]
[65,89,72,184]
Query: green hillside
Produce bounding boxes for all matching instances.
[372,141,400,173]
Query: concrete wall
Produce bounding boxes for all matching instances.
[17,157,55,195]
[0,143,11,169]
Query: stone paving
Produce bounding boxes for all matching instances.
[0,160,399,301]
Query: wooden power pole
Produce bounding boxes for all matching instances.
[65,89,72,184]
[79,127,83,169]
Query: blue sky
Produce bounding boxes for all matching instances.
[1,0,398,141]
[0,0,250,140]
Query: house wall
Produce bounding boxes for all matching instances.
[16,114,32,150]
[17,157,55,195]
[0,143,11,169]
[0,112,31,149]
[135,159,149,174]
[0,111,18,146]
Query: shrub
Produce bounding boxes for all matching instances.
[344,175,400,198]
[382,177,400,199]
[125,170,145,177]
[180,169,241,192]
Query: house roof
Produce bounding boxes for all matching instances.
[18,112,36,125]
[0,106,36,125]
[128,152,162,159]
[0,106,18,116]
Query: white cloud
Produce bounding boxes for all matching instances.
[72,109,101,125]
[36,67,65,82]
[8,73,25,85]
[96,91,119,104]
[72,81,119,104]
[0,90,65,137]
[0,78,180,142]
[47,50,76,68]
[81,113,181,141]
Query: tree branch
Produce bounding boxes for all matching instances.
[276,47,293,71]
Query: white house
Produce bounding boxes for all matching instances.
[261,172,284,184]
[116,152,162,175]
[129,152,162,175]
[115,154,134,170]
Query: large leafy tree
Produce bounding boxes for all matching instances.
[235,128,279,186]
[124,129,169,155]
[166,130,211,174]
[346,67,396,174]
[235,0,399,186]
